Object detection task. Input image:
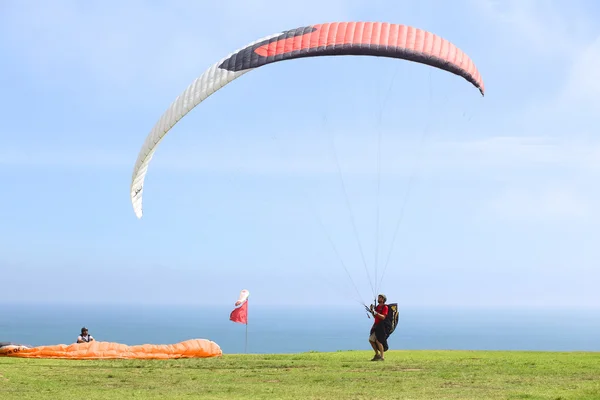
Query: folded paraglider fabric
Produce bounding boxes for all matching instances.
[0,339,222,359]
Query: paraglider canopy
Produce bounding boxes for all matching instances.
[129,21,485,220]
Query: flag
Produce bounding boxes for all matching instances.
[229,299,248,325]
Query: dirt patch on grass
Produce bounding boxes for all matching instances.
[441,381,462,388]
[349,368,423,373]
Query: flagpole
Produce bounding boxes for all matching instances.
[245,299,248,353]
[229,290,250,354]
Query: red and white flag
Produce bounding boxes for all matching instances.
[229,289,249,325]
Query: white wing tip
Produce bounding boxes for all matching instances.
[131,186,144,219]
[132,200,143,219]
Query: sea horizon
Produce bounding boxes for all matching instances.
[1,302,599,354]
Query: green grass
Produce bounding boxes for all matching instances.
[1,350,599,399]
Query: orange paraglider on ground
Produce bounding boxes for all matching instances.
[0,339,222,360]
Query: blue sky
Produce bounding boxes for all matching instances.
[1,0,599,308]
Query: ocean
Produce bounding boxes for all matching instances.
[1,303,599,354]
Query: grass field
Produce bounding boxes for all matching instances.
[1,350,599,399]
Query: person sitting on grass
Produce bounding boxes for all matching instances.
[77,327,95,344]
